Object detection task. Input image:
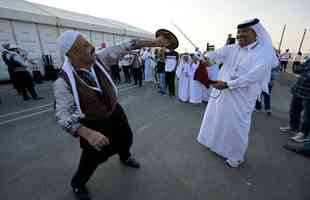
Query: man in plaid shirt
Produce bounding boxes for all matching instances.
[280,57,310,143]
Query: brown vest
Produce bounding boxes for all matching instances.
[59,62,118,120]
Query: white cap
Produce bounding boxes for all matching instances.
[57,30,80,56]
[9,44,18,49]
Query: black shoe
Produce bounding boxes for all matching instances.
[121,157,140,169]
[72,186,91,200]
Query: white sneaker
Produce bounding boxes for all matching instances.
[280,126,298,135]
[225,159,243,168]
[291,132,310,143]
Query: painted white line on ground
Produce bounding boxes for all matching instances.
[0,83,132,95]
[0,83,144,125]
[0,103,53,118]
[0,108,53,125]
[118,85,139,92]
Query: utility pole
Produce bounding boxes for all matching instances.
[298,28,307,53]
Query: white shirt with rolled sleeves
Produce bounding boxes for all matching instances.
[165,56,177,72]
[197,42,271,162]
[280,52,290,62]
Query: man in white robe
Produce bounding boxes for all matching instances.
[176,54,192,102]
[189,55,203,104]
[197,19,279,167]
[142,48,154,81]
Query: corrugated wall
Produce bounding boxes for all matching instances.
[0,18,151,81]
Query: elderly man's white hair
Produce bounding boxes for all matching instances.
[57,30,80,56]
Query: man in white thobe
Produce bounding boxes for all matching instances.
[176,54,192,102]
[142,48,154,81]
[197,18,279,167]
[189,55,204,104]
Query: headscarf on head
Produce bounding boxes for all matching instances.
[194,50,204,61]
[176,54,192,78]
[237,19,279,93]
[247,20,278,68]
[180,54,192,65]
[238,19,279,68]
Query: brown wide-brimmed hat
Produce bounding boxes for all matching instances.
[155,29,179,50]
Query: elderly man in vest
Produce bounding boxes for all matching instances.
[54,31,169,200]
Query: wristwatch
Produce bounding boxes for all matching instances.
[224,82,229,89]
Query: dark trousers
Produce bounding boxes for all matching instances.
[289,95,310,135]
[302,141,310,154]
[122,65,131,83]
[71,104,133,189]
[111,65,121,83]
[292,61,301,73]
[8,68,18,90]
[15,71,38,100]
[142,64,145,80]
[255,85,272,110]
[154,66,159,83]
[165,71,176,96]
[281,61,288,72]
[132,68,142,86]
[21,86,38,100]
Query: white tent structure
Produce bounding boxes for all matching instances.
[0,0,153,80]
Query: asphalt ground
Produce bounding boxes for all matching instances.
[0,73,309,200]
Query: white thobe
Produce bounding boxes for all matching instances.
[143,51,154,81]
[189,62,203,104]
[176,63,191,102]
[197,42,271,161]
[202,64,220,102]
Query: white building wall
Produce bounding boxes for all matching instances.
[0,20,149,81]
[114,35,123,45]
[60,27,74,33]
[0,19,16,80]
[37,24,62,68]
[91,31,104,50]
[12,21,43,70]
[103,33,114,47]
[78,30,91,42]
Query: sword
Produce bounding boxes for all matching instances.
[171,22,198,49]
